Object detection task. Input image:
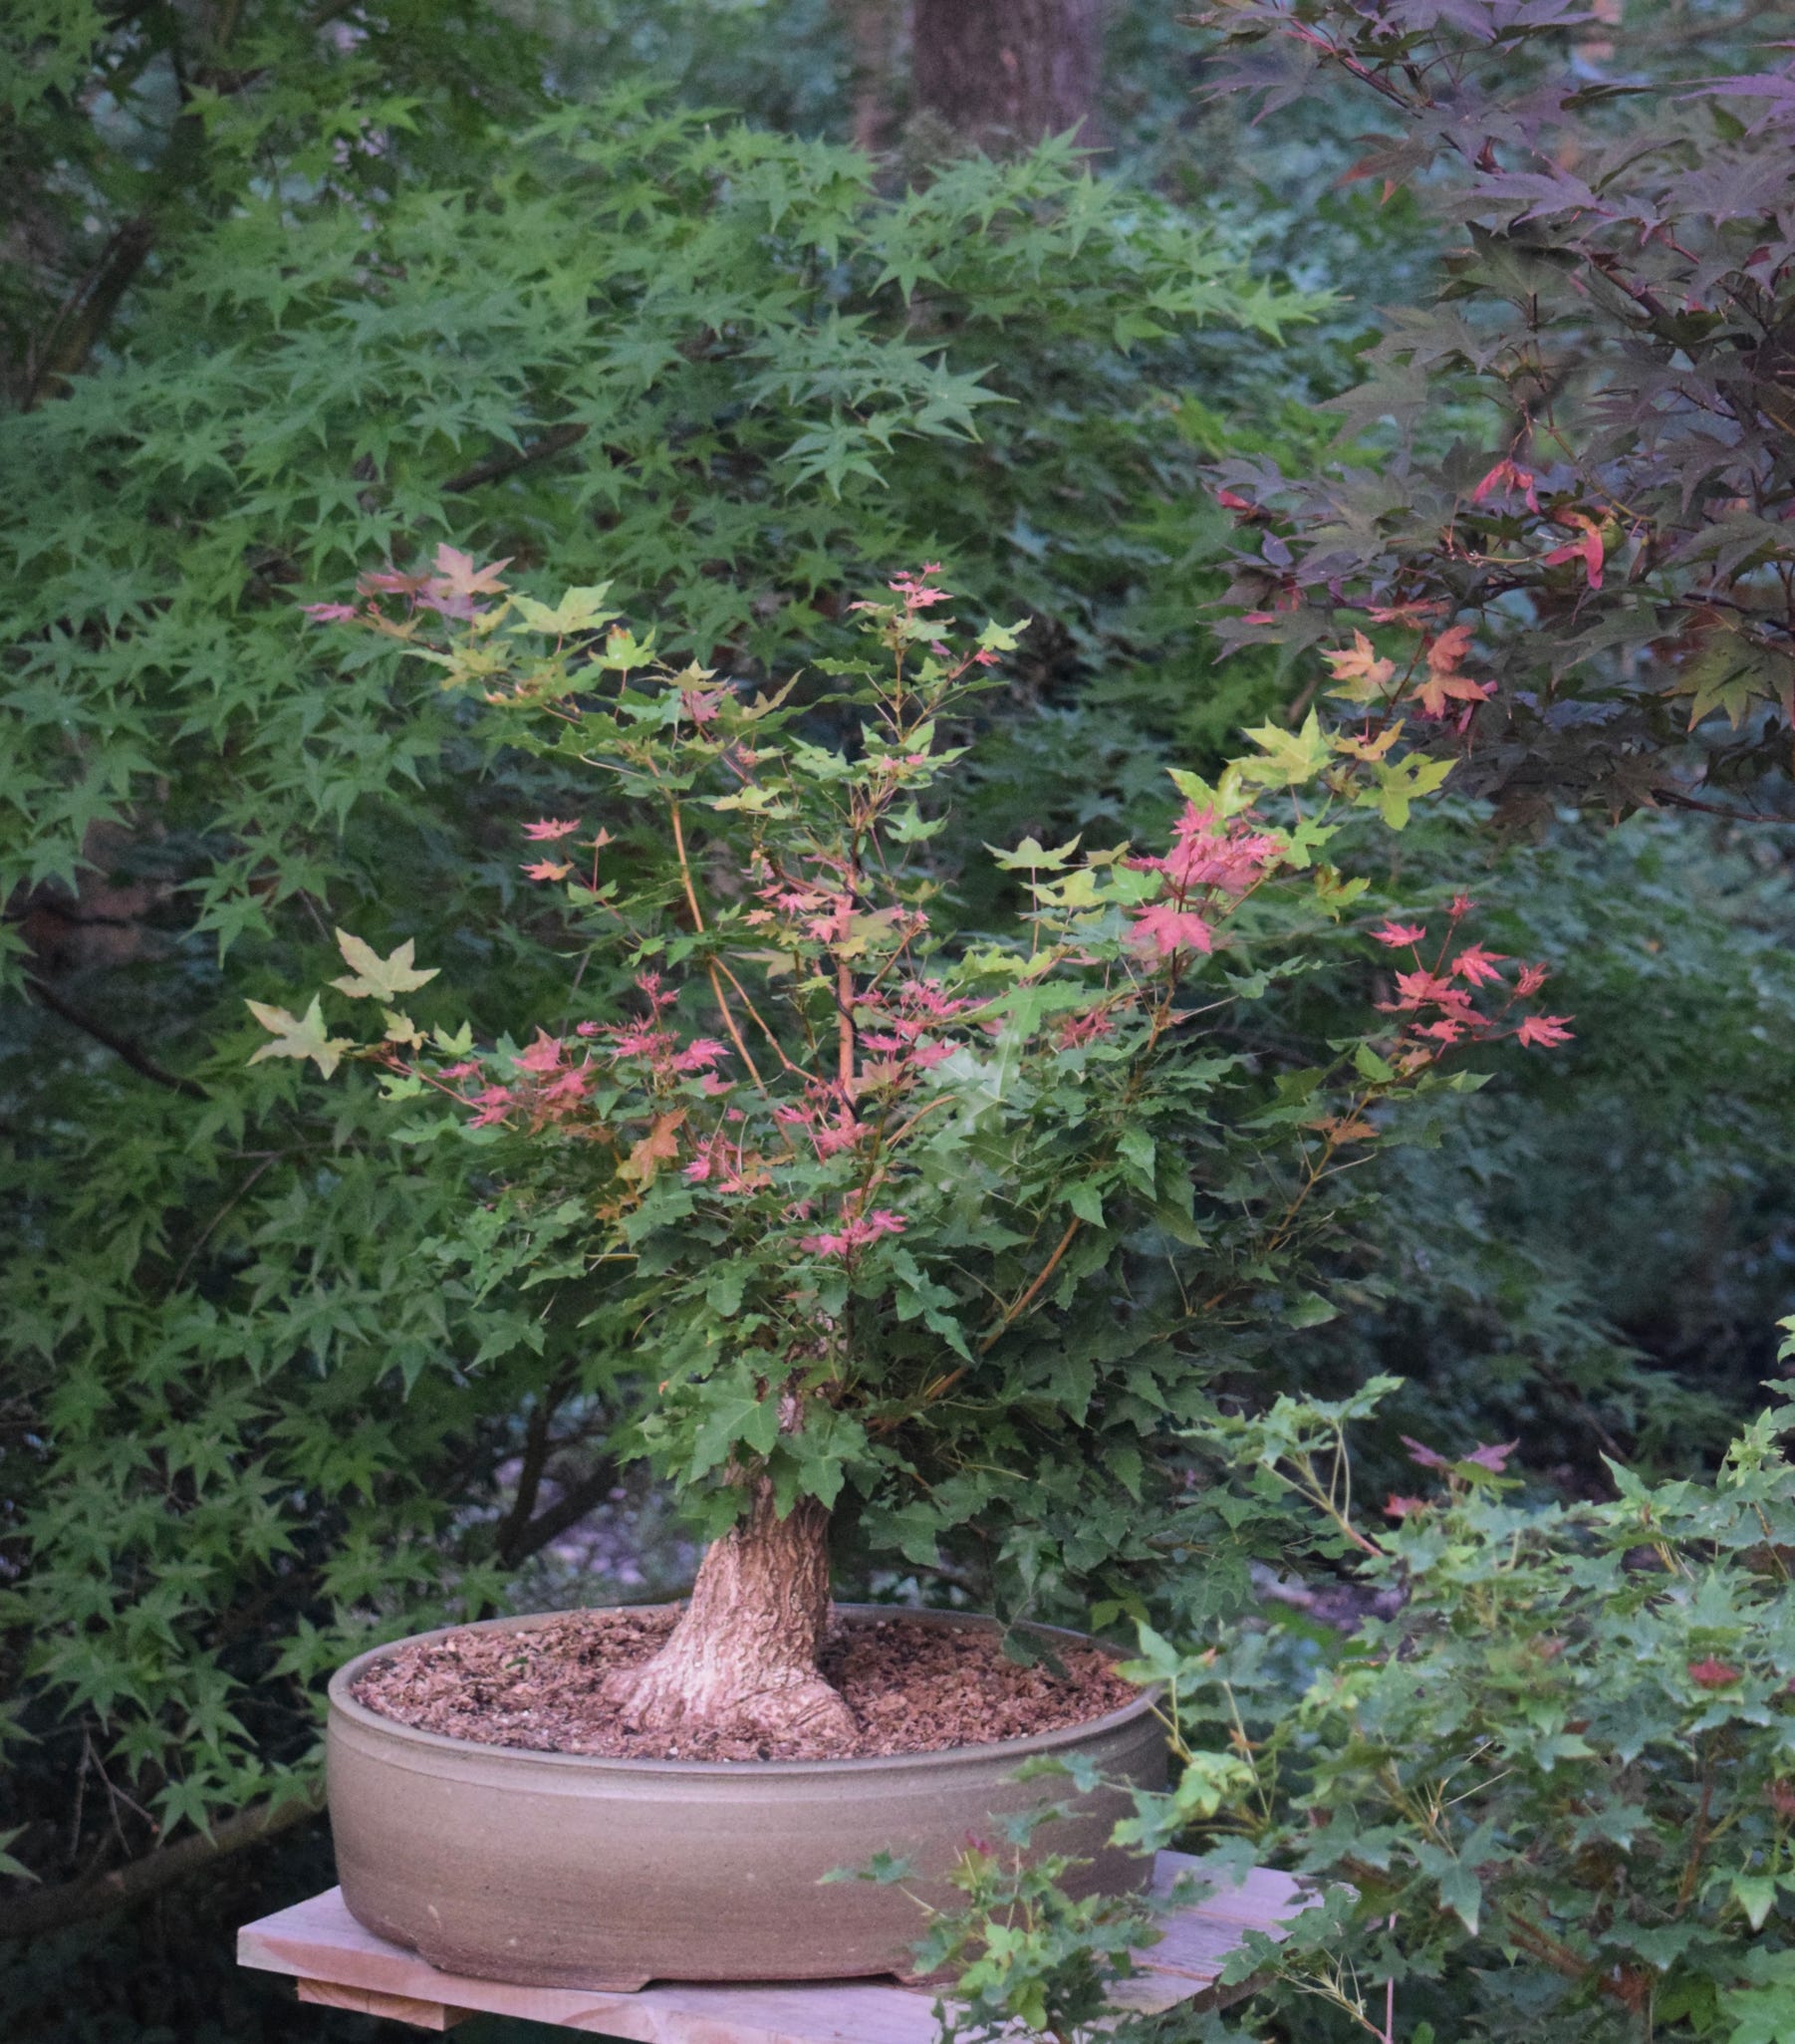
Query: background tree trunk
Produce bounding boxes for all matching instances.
[910,0,1107,153]
[601,1483,854,1746]
[836,0,906,155]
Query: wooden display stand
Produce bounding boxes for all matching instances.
[238,1852,1307,2038]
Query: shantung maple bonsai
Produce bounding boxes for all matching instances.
[254,554,1568,1747]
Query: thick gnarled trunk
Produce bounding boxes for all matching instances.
[602,1483,854,1747]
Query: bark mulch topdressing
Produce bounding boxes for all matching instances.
[351,1610,1139,1762]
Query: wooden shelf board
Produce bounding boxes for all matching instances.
[238,1851,1307,2039]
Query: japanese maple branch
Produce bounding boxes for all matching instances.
[24,973,208,1100]
[1,1782,325,1940]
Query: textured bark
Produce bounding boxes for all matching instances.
[836,0,905,154]
[601,1484,854,1745]
[910,0,1107,153]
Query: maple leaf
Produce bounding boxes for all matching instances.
[513,1034,566,1073]
[620,1109,687,1184]
[429,544,511,599]
[1321,630,1397,701]
[1130,900,1215,955]
[1687,1658,1741,1688]
[1402,1434,1453,1472]
[246,996,354,1079]
[521,817,582,841]
[1410,626,1493,716]
[1540,513,1605,590]
[1452,944,1508,986]
[329,929,440,1002]
[1385,1494,1429,1518]
[1462,1438,1519,1472]
[1372,921,1426,947]
[522,859,573,882]
[1516,1014,1575,1047]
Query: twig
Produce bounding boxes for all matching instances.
[2,1783,325,1940]
[443,422,589,496]
[23,975,208,1100]
[978,1215,1084,1356]
[501,1456,626,1565]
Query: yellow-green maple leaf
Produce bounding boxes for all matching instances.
[329,928,439,1002]
[246,997,354,1078]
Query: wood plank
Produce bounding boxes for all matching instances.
[242,1893,943,2044]
[296,1979,473,2029]
[238,1853,1317,2041]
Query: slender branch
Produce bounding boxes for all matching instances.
[492,1392,561,1567]
[443,422,589,496]
[26,216,156,408]
[23,974,208,1100]
[979,1215,1084,1356]
[707,961,766,1090]
[1,1783,324,1941]
[500,1456,626,1565]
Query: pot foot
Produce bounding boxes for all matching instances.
[411,1945,651,1994]
[893,1965,956,1989]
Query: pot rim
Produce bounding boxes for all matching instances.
[328,1602,1162,1779]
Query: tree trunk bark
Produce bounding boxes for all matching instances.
[601,1482,855,1747]
[910,0,1107,154]
[836,0,904,155]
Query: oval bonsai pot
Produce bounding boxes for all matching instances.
[327,1604,1165,1990]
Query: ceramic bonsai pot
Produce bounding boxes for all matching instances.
[327,1604,1165,1990]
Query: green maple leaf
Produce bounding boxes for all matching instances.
[329,928,439,1002]
[246,997,354,1079]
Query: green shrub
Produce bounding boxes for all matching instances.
[1133,1383,1795,2043]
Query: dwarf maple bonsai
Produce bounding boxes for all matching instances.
[255,554,1567,1746]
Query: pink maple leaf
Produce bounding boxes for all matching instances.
[1469,458,1541,514]
[1452,944,1508,987]
[1131,900,1214,956]
[1463,1439,1519,1472]
[1402,1435,1453,1472]
[1688,1658,1741,1688]
[1372,921,1427,948]
[522,818,582,841]
[1541,513,1604,591]
[1516,1014,1574,1047]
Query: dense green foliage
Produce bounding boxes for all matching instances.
[933,1386,1795,2044]
[7,6,1795,2044]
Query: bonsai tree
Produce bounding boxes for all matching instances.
[254,555,1568,1746]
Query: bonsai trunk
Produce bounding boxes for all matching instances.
[602,1480,855,1747]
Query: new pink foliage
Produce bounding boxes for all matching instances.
[1126,802,1279,958]
[799,1210,906,1258]
[1131,900,1215,957]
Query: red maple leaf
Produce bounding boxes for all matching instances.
[1688,1658,1741,1688]
[1130,900,1215,956]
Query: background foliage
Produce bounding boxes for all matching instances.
[5,3,1795,2041]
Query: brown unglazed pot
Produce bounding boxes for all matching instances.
[327,1605,1165,1989]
